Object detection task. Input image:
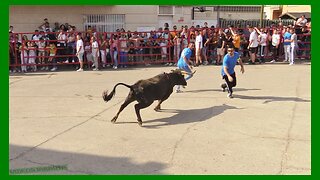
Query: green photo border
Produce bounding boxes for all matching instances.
[3,0,317,178]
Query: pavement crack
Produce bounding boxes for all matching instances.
[278,80,301,175]
[169,123,196,164]
[169,109,213,165]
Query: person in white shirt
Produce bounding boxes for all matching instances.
[289,28,298,65]
[91,36,100,70]
[255,28,267,63]
[76,34,84,71]
[247,26,259,64]
[295,15,307,27]
[195,30,203,66]
[270,29,280,63]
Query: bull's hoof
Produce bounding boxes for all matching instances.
[154,107,161,111]
[138,120,143,127]
[111,117,117,123]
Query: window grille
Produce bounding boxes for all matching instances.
[158,6,174,15]
[214,6,261,12]
[83,14,125,33]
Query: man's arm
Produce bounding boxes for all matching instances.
[238,58,245,74]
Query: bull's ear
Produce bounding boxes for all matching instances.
[171,69,180,73]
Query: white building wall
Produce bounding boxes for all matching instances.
[10,5,266,33]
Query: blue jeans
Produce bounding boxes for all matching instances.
[120,51,128,66]
[178,65,193,81]
[112,50,118,66]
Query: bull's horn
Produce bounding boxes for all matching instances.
[180,70,188,74]
[181,70,196,75]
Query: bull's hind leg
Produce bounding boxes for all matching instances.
[111,93,135,124]
[134,101,153,126]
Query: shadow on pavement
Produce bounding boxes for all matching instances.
[184,88,261,93]
[141,104,241,128]
[234,94,310,104]
[10,144,166,175]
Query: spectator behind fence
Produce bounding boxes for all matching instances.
[53,22,60,32]
[216,29,226,65]
[283,27,292,63]
[91,36,99,70]
[19,35,28,73]
[9,25,14,33]
[99,35,107,68]
[247,26,259,64]
[270,29,280,63]
[289,28,298,65]
[84,40,93,67]
[76,34,84,72]
[295,15,307,28]
[256,28,267,63]
[38,37,47,70]
[27,41,37,72]
[202,28,209,65]
[56,29,67,63]
[119,33,128,68]
[47,41,57,71]
[229,27,240,52]
[110,34,118,69]
[195,30,203,66]
[66,26,76,63]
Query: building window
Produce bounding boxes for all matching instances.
[175,6,183,14]
[83,14,125,33]
[158,6,174,15]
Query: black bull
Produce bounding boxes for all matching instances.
[102,69,188,126]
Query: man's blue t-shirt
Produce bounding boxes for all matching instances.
[221,52,239,76]
[177,47,192,68]
[283,32,292,46]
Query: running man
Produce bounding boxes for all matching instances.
[221,47,245,98]
[176,42,195,93]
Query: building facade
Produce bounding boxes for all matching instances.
[10,5,264,33]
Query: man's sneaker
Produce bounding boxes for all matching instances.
[93,68,99,71]
[227,93,233,98]
[176,89,182,93]
[76,68,83,72]
[221,83,227,92]
[113,66,117,69]
[270,60,276,63]
[50,67,57,71]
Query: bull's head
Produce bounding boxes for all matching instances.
[170,69,187,86]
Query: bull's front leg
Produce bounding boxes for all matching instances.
[154,100,163,111]
[134,101,153,126]
[154,94,171,111]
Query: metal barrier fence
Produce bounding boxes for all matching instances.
[9,28,311,72]
[219,19,296,28]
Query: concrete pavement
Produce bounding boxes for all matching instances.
[9,62,311,174]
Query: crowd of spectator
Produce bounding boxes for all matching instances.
[9,15,311,73]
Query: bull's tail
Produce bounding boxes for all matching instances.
[102,83,132,102]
